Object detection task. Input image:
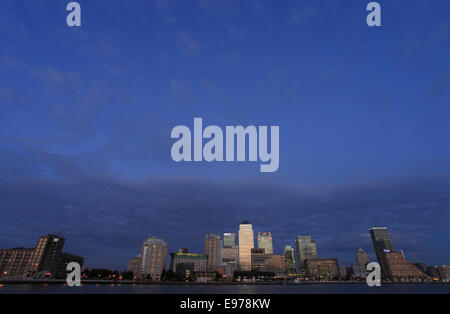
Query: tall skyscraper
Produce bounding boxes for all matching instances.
[238,221,254,271]
[284,245,297,275]
[369,227,394,277]
[223,233,236,247]
[355,247,369,271]
[295,235,317,270]
[140,236,168,281]
[205,233,222,271]
[258,232,273,254]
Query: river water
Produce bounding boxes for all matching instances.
[0,283,449,294]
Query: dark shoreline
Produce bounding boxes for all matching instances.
[1,280,448,285]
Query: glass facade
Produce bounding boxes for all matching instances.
[258,232,273,255]
[295,235,317,270]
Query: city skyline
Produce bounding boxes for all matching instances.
[2,225,448,282]
[0,0,449,271]
[2,223,448,274]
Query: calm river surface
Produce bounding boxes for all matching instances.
[0,283,449,294]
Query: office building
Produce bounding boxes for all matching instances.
[223,233,236,247]
[205,233,222,271]
[250,248,287,276]
[251,248,266,271]
[295,235,317,270]
[222,232,239,276]
[258,232,273,255]
[284,245,296,275]
[238,221,254,271]
[169,252,208,273]
[369,227,394,277]
[140,236,168,281]
[222,246,238,262]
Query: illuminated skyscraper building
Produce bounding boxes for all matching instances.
[369,227,394,277]
[258,232,273,255]
[238,221,254,271]
[284,245,297,275]
[295,235,317,271]
[223,233,236,247]
[205,233,222,271]
[28,234,65,278]
[140,236,168,281]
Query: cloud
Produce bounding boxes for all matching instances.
[0,163,448,269]
[179,31,200,55]
[288,1,319,24]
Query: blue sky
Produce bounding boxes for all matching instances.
[0,0,449,269]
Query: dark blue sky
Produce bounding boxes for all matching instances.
[0,0,449,269]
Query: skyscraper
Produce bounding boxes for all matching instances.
[223,233,236,247]
[284,245,296,275]
[238,221,254,271]
[369,227,394,277]
[295,235,317,270]
[140,236,168,281]
[258,232,273,255]
[205,233,222,271]
[355,247,369,271]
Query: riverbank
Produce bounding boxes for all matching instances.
[1,279,448,285]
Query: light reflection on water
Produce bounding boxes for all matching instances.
[0,283,449,294]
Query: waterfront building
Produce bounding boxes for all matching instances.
[283,245,296,275]
[379,250,429,281]
[369,227,394,278]
[304,258,340,280]
[250,248,287,276]
[0,248,34,279]
[294,235,317,270]
[238,221,254,271]
[128,255,141,275]
[56,252,84,279]
[258,232,273,255]
[222,232,239,275]
[140,236,168,281]
[264,254,287,276]
[205,233,222,271]
[28,234,66,278]
[251,248,266,271]
[169,252,208,273]
[437,265,449,282]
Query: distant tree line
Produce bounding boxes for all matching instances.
[81,269,135,281]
